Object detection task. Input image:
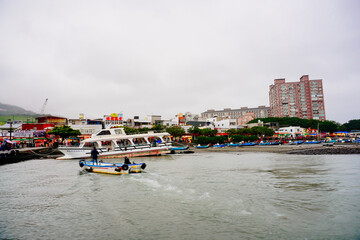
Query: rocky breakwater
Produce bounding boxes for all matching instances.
[288,145,360,155]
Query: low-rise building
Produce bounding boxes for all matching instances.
[36,115,67,126]
[238,112,256,126]
[276,126,306,138]
[68,118,103,136]
[103,113,123,128]
[126,116,155,129]
[201,106,270,120]
[206,117,237,133]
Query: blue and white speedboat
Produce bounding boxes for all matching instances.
[79,160,146,175]
[195,144,210,149]
[213,144,227,148]
[171,146,189,151]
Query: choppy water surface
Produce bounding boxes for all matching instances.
[1,152,360,239]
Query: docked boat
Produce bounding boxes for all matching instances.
[228,143,242,147]
[289,140,304,145]
[304,140,322,144]
[243,142,257,146]
[79,160,146,174]
[213,143,227,148]
[171,146,189,151]
[195,144,210,149]
[57,128,172,160]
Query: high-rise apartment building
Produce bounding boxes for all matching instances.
[269,75,326,120]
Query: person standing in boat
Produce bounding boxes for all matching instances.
[124,156,131,165]
[91,146,99,165]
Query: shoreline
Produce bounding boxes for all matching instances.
[189,144,360,155]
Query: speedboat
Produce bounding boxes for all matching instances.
[171,146,189,151]
[228,143,242,147]
[79,160,146,174]
[243,142,256,146]
[195,144,210,149]
[213,143,227,148]
[57,128,172,160]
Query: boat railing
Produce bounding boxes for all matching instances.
[114,142,172,151]
[124,130,169,135]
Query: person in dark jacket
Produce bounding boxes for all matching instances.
[91,147,99,165]
[124,156,131,164]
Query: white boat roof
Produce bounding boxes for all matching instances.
[82,131,170,143]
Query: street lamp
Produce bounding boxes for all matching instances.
[8,119,13,141]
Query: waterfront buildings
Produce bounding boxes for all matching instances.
[276,126,306,138]
[36,116,68,126]
[126,115,162,129]
[201,106,270,120]
[103,113,123,127]
[68,118,103,136]
[207,117,238,132]
[269,75,326,120]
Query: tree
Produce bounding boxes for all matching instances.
[226,129,237,135]
[166,126,185,138]
[200,128,217,137]
[342,119,360,131]
[188,127,202,135]
[318,121,340,133]
[251,126,275,137]
[123,126,138,134]
[47,126,81,141]
[248,117,341,133]
[151,124,165,132]
[188,127,202,141]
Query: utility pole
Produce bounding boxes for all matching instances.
[8,119,13,141]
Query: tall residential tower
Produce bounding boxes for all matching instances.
[269,75,326,120]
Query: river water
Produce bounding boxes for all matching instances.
[1,152,360,240]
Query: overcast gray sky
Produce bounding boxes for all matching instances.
[0,0,359,123]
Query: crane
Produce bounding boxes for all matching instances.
[40,98,48,115]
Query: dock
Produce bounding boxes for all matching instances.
[0,147,61,165]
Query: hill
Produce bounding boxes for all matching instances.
[0,102,37,116]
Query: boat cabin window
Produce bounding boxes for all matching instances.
[83,142,96,147]
[133,137,148,146]
[148,137,162,145]
[116,139,132,147]
[114,129,125,135]
[97,130,111,136]
[101,141,112,147]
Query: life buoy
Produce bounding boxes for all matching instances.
[141,163,146,169]
[79,161,84,167]
[122,164,129,171]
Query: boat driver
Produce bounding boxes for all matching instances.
[124,156,131,164]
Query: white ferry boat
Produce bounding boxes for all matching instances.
[57,128,172,160]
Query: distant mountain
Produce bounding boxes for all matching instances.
[0,102,37,116]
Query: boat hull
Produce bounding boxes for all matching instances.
[195,145,209,149]
[80,161,146,174]
[171,146,189,151]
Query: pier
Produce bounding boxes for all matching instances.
[0,147,60,165]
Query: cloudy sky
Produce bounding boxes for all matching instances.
[0,0,359,123]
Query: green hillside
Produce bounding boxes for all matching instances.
[0,102,37,116]
[0,102,37,124]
